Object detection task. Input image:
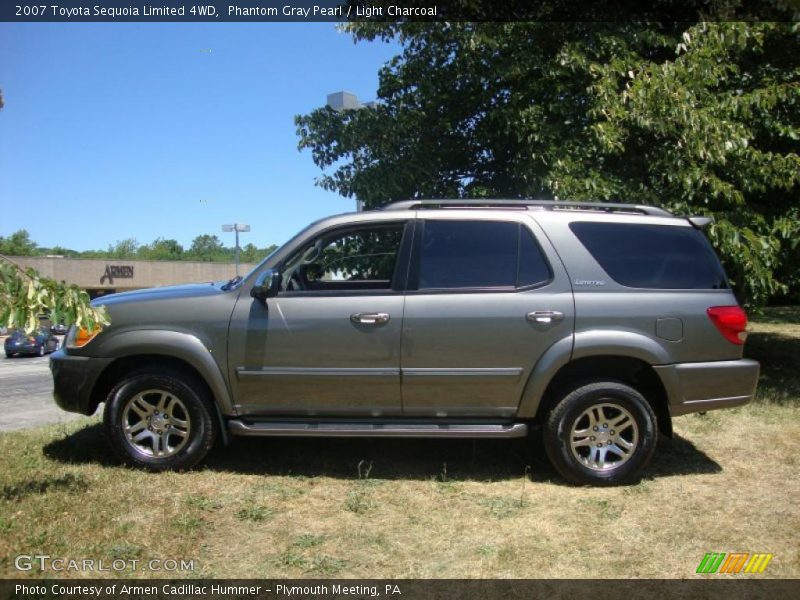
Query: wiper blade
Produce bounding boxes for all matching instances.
[221,275,242,291]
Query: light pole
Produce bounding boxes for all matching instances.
[222,223,250,276]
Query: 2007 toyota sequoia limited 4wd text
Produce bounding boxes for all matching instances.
[50,200,760,485]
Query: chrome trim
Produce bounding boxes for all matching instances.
[526,310,565,323]
[236,367,400,380]
[402,367,523,378]
[228,420,529,438]
[350,312,391,325]
[682,395,753,406]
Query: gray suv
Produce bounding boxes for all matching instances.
[50,200,759,485]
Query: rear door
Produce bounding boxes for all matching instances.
[400,213,574,417]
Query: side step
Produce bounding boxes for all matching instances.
[228,420,529,439]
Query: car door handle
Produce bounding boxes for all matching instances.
[526,310,565,324]
[350,312,391,325]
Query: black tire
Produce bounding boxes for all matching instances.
[543,381,657,486]
[4,352,12,359]
[103,368,217,471]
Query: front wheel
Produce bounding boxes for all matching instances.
[543,381,657,486]
[103,368,217,471]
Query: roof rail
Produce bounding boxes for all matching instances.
[381,199,673,217]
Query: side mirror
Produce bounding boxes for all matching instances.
[250,269,281,301]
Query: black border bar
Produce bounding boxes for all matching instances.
[2,579,800,600]
[2,1,798,23]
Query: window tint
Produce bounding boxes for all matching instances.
[518,228,552,287]
[569,222,728,289]
[418,220,550,289]
[283,224,404,292]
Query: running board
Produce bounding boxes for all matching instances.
[228,420,529,439]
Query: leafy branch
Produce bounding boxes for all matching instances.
[0,256,110,334]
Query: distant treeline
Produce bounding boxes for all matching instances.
[0,230,278,264]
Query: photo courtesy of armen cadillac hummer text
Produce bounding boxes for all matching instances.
[50,200,759,486]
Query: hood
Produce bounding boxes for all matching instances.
[92,282,225,307]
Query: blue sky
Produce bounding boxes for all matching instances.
[0,23,399,251]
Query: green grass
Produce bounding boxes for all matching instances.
[0,307,798,578]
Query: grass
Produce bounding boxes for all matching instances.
[0,308,799,579]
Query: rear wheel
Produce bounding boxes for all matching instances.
[103,368,217,471]
[543,381,657,486]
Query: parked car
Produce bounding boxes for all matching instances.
[50,323,69,335]
[5,328,60,358]
[49,200,759,485]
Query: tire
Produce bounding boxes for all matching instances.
[5,352,12,359]
[543,381,657,486]
[103,368,217,471]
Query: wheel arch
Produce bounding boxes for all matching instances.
[521,354,672,437]
[89,352,230,444]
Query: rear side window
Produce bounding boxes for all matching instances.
[569,222,728,289]
[418,220,551,289]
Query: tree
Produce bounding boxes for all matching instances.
[189,234,227,261]
[240,243,278,263]
[107,238,139,259]
[0,230,38,256]
[296,22,800,307]
[138,238,184,261]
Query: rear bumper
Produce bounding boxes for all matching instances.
[49,349,113,415]
[654,359,760,416]
[5,343,37,354]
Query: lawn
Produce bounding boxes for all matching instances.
[1,309,798,579]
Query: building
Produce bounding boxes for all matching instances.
[9,256,258,299]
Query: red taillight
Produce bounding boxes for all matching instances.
[707,306,748,345]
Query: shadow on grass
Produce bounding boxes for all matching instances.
[43,424,721,483]
[745,330,800,405]
[753,306,800,325]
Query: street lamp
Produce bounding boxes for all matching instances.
[222,223,251,276]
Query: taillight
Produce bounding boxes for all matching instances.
[707,306,748,345]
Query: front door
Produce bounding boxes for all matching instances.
[400,215,574,417]
[228,221,411,417]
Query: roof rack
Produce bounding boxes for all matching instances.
[381,199,673,217]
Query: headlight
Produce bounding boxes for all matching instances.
[66,325,103,349]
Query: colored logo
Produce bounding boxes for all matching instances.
[696,552,773,574]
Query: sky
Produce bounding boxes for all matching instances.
[0,23,400,251]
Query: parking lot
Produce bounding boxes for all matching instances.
[0,341,89,431]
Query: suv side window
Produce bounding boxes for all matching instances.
[416,220,551,290]
[282,223,405,292]
[569,222,729,289]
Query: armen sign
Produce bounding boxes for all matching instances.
[100,265,134,285]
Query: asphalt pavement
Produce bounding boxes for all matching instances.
[0,342,91,431]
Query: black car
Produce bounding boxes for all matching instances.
[4,328,59,358]
[50,323,69,335]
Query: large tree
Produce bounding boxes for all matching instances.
[296,22,800,306]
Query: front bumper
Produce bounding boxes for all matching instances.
[654,359,760,417]
[49,349,113,415]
